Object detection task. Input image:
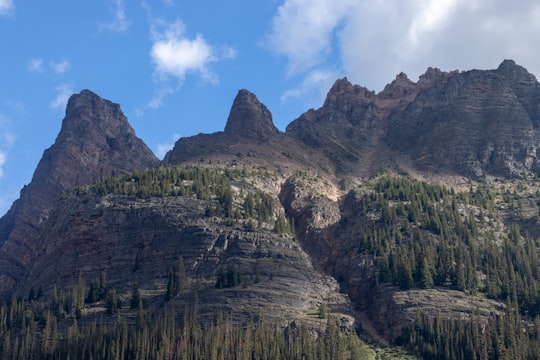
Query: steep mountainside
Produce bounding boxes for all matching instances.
[19,167,351,326]
[287,60,540,179]
[0,90,159,296]
[163,89,336,177]
[4,60,540,358]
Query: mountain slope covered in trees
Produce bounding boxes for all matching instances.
[2,60,540,359]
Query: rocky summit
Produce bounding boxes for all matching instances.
[0,90,158,296]
[4,60,540,358]
[287,59,540,179]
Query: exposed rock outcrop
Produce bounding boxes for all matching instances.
[287,60,540,179]
[163,89,335,176]
[223,89,279,141]
[19,187,351,324]
[2,59,540,343]
[0,90,159,295]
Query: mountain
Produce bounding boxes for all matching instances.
[287,59,540,179]
[163,89,337,175]
[3,60,540,358]
[0,90,159,296]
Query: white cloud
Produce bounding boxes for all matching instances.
[407,0,460,46]
[268,0,355,76]
[147,18,236,108]
[28,58,44,72]
[50,83,75,110]
[100,0,130,32]
[156,133,180,159]
[0,113,15,149]
[150,20,216,83]
[0,0,14,16]
[269,0,540,92]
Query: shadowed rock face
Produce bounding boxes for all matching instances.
[163,89,281,165]
[287,60,540,179]
[0,90,159,295]
[387,60,540,178]
[163,89,336,175]
[2,60,540,336]
[19,193,343,323]
[224,89,279,141]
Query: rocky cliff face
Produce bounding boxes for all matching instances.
[287,60,540,179]
[163,89,336,176]
[0,90,159,295]
[223,89,279,141]
[2,60,540,343]
[388,60,540,178]
[19,190,350,324]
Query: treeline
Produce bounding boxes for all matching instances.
[80,166,243,200]
[398,306,540,360]
[76,165,294,234]
[352,175,540,357]
[0,297,373,360]
[357,176,540,314]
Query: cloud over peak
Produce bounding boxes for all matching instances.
[147,18,236,108]
[268,0,355,76]
[50,83,75,110]
[151,20,215,83]
[268,0,540,92]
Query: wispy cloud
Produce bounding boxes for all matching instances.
[28,58,70,75]
[0,0,14,16]
[156,133,180,159]
[0,113,17,215]
[147,85,176,110]
[2,131,14,148]
[100,0,130,32]
[50,83,74,110]
[281,68,337,104]
[0,114,13,179]
[267,0,355,76]
[0,150,6,178]
[28,58,44,72]
[51,59,70,74]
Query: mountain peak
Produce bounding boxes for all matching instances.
[61,89,129,140]
[323,78,375,110]
[496,59,537,82]
[379,72,416,98]
[224,89,279,141]
[0,89,158,295]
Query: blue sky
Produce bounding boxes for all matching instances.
[1,0,540,216]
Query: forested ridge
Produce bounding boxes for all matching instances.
[343,175,540,359]
[0,297,376,359]
[77,165,292,234]
[5,165,540,358]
